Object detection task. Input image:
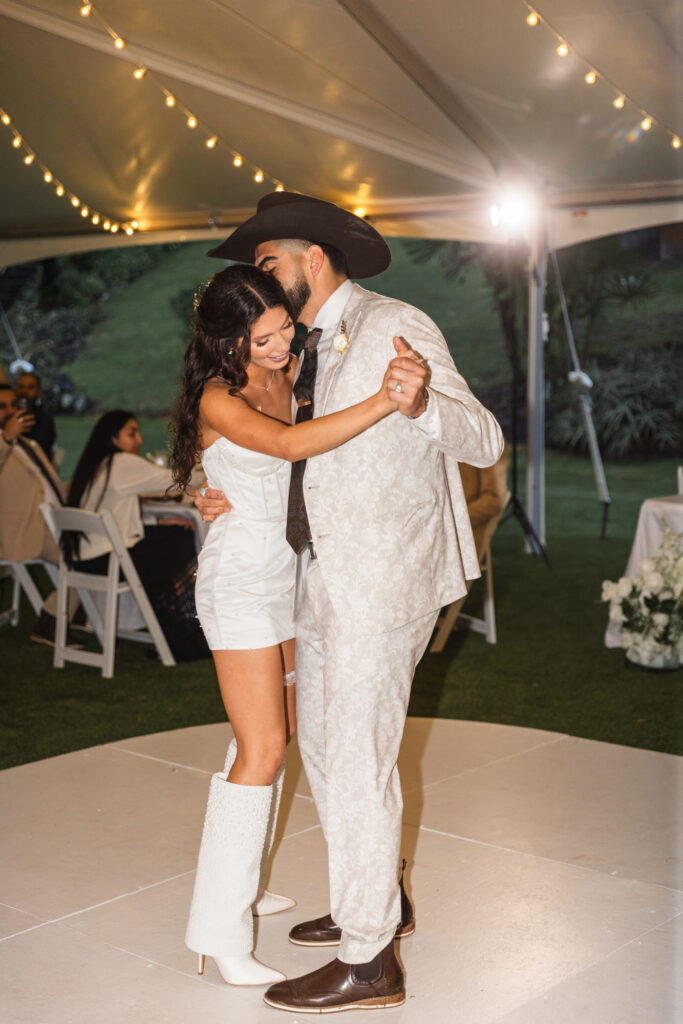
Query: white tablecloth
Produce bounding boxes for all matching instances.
[605,495,683,648]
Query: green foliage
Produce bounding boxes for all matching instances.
[549,343,683,458]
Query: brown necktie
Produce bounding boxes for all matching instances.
[286,328,322,554]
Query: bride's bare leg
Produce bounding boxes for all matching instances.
[213,646,287,786]
[280,636,297,743]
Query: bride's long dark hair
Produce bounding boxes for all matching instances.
[170,264,293,492]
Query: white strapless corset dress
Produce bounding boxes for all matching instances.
[195,436,296,650]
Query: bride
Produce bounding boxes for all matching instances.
[170,264,400,987]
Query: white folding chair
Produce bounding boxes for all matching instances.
[0,558,58,628]
[40,503,175,678]
[430,498,509,654]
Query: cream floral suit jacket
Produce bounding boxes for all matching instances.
[301,283,504,636]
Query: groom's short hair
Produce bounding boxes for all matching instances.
[278,238,349,278]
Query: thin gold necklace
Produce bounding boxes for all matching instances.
[250,369,276,392]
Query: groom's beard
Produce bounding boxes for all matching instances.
[285,273,311,320]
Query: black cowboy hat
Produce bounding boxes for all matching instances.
[207,192,391,278]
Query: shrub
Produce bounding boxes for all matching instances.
[549,344,682,458]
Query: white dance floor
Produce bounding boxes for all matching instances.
[1,718,680,1023]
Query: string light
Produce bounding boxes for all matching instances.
[110,224,119,233]
[520,2,681,149]
[125,227,134,235]
[131,220,139,228]
[275,184,284,191]
[70,4,287,191]
[2,104,133,235]
[103,220,111,230]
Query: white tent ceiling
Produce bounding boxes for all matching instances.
[1,0,682,268]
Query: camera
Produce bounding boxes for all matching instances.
[17,397,36,416]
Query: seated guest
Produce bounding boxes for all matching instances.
[15,372,57,462]
[459,442,510,555]
[66,410,208,662]
[0,383,80,646]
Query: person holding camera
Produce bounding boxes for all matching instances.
[15,372,57,461]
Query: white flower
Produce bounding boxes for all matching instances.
[601,580,618,602]
[616,577,633,599]
[642,571,664,594]
[333,319,349,353]
[638,558,656,575]
[609,604,625,625]
[652,613,669,629]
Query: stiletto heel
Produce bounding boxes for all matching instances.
[197,953,205,975]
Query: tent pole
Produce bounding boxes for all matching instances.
[525,212,548,548]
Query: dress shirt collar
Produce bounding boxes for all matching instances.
[312,279,354,334]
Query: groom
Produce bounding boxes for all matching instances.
[200,193,503,1012]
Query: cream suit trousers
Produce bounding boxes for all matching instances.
[295,559,439,963]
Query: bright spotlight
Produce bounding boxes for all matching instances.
[489,191,535,233]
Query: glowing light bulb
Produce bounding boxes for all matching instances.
[71,197,80,207]
[254,170,264,183]
[133,67,146,80]
[186,115,197,128]
[584,71,597,85]
[165,94,176,107]
[114,37,125,49]
[110,224,119,233]
[81,207,89,217]
[613,95,625,109]
[92,214,100,224]
[526,11,538,26]
[353,206,366,218]
[672,136,682,149]
[131,220,139,228]
[80,3,92,16]
[12,135,21,148]
[56,184,64,196]
[233,155,242,167]
[103,220,111,230]
[43,171,52,183]
[640,116,651,131]
[275,184,284,192]
[556,42,569,57]
[125,227,134,235]
[1,113,10,125]
[24,153,34,165]
[206,136,217,148]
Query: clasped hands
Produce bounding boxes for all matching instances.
[195,335,429,522]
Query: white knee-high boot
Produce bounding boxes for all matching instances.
[185,772,285,986]
[223,738,296,917]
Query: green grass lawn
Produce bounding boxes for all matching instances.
[1,451,680,771]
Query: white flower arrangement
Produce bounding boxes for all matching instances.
[602,524,683,668]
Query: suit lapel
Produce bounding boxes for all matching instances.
[317,283,368,415]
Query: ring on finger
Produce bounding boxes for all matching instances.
[394,382,403,393]
[199,485,207,497]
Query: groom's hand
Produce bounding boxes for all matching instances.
[387,336,429,418]
[194,484,232,522]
